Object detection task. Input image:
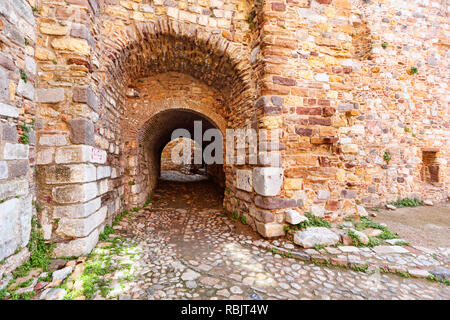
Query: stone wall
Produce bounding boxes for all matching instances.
[34,0,117,257]
[0,0,448,264]
[349,0,449,205]
[0,0,36,262]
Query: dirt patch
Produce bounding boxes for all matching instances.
[373,203,450,248]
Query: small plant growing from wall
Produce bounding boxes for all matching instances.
[19,123,31,145]
[381,42,388,48]
[247,9,256,30]
[404,127,410,132]
[410,66,418,75]
[20,69,27,83]
[383,151,391,164]
[20,134,30,144]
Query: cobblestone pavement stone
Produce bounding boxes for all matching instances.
[87,179,450,300]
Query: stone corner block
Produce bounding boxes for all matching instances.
[73,86,98,112]
[68,118,95,146]
[253,167,283,196]
[44,163,97,184]
[52,182,98,204]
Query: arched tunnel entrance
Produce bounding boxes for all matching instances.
[124,107,225,207]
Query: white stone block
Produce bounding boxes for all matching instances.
[285,209,307,225]
[311,204,325,217]
[3,143,29,160]
[56,206,107,237]
[317,190,330,200]
[0,102,19,118]
[52,182,98,204]
[294,227,340,248]
[36,148,54,165]
[45,164,97,184]
[53,228,99,257]
[53,197,101,219]
[97,179,109,195]
[39,134,67,146]
[17,79,34,100]
[97,166,111,180]
[0,161,8,179]
[0,198,19,260]
[0,178,28,199]
[253,167,283,196]
[55,145,106,164]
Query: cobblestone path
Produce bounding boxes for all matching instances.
[92,179,450,300]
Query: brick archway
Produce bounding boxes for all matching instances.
[36,17,260,256]
[122,75,229,207]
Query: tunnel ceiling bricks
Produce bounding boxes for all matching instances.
[0,0,446,264]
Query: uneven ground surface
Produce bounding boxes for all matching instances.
[85,178,449,300]
[374,204,450,248]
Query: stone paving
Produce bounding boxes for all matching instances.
[3,178,449,300]
[79,179,449,300]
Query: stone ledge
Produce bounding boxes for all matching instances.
[254,239,443,280]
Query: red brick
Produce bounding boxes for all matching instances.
[317,0,332,5]
[272,3,286,11]
[308,117,332,126]
[295,127,313,136]
[297,107,322,115]
[325,200,340,211]
[273,76,296,86]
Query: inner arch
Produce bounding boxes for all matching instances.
[127,108,225,207]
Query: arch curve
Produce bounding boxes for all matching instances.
[98,18,254,99]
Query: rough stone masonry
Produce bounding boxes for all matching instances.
[0,0,448,265]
